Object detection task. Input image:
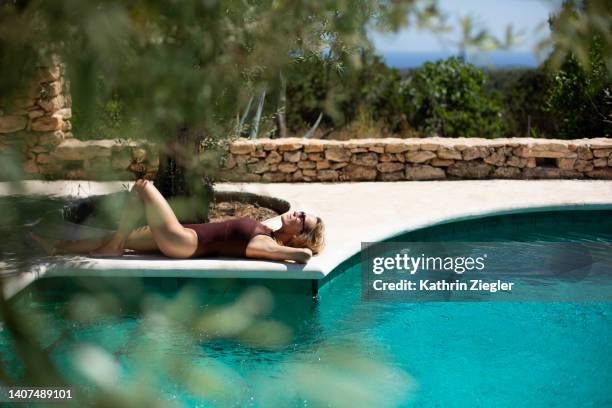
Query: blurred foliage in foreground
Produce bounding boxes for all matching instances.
[1,0,435,405]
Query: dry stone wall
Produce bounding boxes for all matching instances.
[0,57,74,177]
[220,137,612,182]
[0,58,158,180]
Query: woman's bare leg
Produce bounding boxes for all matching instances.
[30,227,158,255]
[91,179,198,258]
[90,183,147,256]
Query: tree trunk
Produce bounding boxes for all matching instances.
[276,72,288,138]
[155,124,215,223]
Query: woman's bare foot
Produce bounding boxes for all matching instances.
[28,232,58,256]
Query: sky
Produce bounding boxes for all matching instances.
[370,0,562,54]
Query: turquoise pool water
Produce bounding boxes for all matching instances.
[2,209,612,407]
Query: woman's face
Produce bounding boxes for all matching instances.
[281,211,316,235]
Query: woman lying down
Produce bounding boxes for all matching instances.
[31,179,325,264]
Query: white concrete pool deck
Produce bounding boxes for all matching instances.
[2,179,612,298]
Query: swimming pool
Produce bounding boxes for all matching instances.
[2,209,612,406]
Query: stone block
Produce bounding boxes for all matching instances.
[38,94,66,112]
[593,158,608,167]
[0,115,27,133]
[462,146,488,160]
[405,165,445,180]
[42,81,62,98]
[368,146,385,154]
[35,153,52,164]
[576,146,593,160]
[291,169,305,181]
[37,130,65,147]
[405,151,436,163]
[27,110,45,119]
[351,152,378,167]
[54,108,72,119]
[378,171,405,181]
[262,172,288,182]
[557,157,576,169]
[278,162,298,173]
[278,141,303,151]
[229,141,255,155]
[447,161,492,178]
[528,145,570,158]
[331,162,349,170]
[512,146,530,158]
[376,162,404,173]
[247,160,270,174]
[297,161,316,169]
[37,65,61,83]
[223,155,236,169]
[251,148,266,158]
[31,115,63,132]
[265,150,283,164]
[344,164,377,181]
[437,147,462,160]
[385,143,412,154]
[283,150,301,162]
[419,143,438,151]
[316,160,331,170]
[593,149,612,158]
[506,156,529,168]
[574,160,594,172]
[430,158,454,167]
[483,151,506,166]
[493,167,521,178]
[316,169,339,182]
[325,147,351,162]
[304,143,325,153]
[241,173,262,182]
[52,138,114,160]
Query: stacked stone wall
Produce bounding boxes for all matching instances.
[0,58,158,180]
[221,137,612,182]
[0,57,73,177]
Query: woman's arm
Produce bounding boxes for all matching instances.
[246,237,313,263]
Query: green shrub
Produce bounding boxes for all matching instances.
[545,39,611,138]
[501,69,556,137]
[403,57,506,138]
[284,52,347,131]
[284,50,408,134]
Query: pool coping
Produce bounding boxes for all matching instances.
[3,179,612,299]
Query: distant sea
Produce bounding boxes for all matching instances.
[381,51,540,69]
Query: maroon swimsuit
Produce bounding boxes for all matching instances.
[182,217,274,257]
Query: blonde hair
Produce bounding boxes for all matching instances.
[280,216,326,255]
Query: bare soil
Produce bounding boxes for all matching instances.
[208,200,280,223]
